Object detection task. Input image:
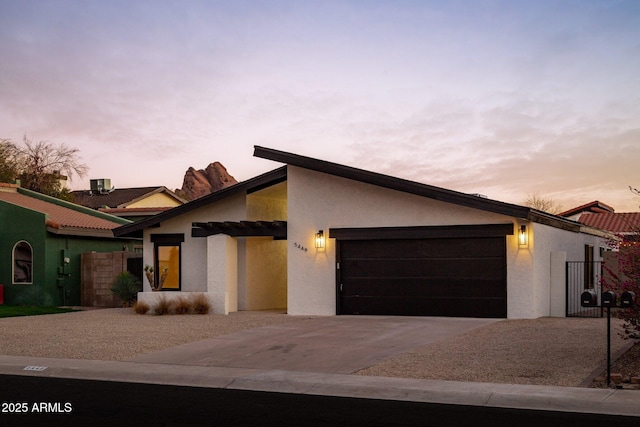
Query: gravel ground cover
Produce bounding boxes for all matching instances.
[356,317,634,387]
[0,309,635,388]
[0,308,306,361]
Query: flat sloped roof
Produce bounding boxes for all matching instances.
[115,146,596,238]
[253,146,584,232]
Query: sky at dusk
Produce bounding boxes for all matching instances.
[1,0,639,212]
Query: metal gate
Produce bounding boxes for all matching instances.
[566,261,603,318]
[127,256,144,289]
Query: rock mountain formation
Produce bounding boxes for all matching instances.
[175,162,238,200]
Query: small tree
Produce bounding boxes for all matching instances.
[0,139,20,182]
[110,272,141,307]
[0,135,88,199]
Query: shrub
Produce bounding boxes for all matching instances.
[154,296,172,315]
[110,272,141,307]
[191,293,210,315]
[132,300,150,315]
[173,296,191,315]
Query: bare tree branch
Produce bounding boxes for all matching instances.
[523,193,563,215]
[1,135,88,197]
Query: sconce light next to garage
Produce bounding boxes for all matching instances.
[518,224,528,247]
[315,230,325,249]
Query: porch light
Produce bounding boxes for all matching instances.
[518,224,528,247]
[315,230,325,249]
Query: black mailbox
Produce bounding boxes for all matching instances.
[621,291,636,308]
[602,291,618,307]
[581,289,598,307]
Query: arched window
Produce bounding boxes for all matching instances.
[13,241,33,284]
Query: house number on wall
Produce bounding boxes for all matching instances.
[293,242,308,252]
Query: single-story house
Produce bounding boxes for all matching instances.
[72,180,186,222]
[0,183,140,306]
[114,146,612,319]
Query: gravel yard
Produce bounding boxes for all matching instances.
[356,317,634,387]
[0,308,305,361]
[0,308,635,388]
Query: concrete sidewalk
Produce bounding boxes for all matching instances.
[1,354,639,418]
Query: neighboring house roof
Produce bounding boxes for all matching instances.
[559,201,615,218]
[578,212,640,234]
[114,146,605,238]
[115,167,287,238]
[98,207,173,216]
[0,185,131,238]
[72,186,186,209]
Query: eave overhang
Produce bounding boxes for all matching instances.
[192,220,287,239]
[114,167,287,238]
[46,226,120,239]
[253,146,586,233]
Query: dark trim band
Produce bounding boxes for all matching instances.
[329,224,515,240]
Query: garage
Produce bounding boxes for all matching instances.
[333,224,511,318]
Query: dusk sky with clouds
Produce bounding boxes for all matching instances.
[1,0,639,211]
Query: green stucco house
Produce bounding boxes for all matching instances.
[0,183,139,306]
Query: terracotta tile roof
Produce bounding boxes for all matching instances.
[98,207,172,214]
[0,191,124,233]
[559,201,615,217]
[578,212,640,233]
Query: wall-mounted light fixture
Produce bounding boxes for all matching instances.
[315,230,325,249]
[518,224,528,247]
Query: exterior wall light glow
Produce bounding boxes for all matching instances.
[315,230,325,249]
[518,224,528,247]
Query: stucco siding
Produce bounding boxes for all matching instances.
[141,193,247,293]
[286,166,517,316]
[246,181,287,221]
[529,223,606,318]
[128,192,182,208]
[245,238,287,310]
[244,182,288,310]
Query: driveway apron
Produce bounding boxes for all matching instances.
[128,316,499,374]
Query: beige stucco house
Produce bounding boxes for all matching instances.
[114,146,611,319]
[72,182,186,221]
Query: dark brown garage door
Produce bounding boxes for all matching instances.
[336,236,507,318]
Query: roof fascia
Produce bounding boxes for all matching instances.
[16,187,132,225]
[117,186,187,208]
[46,226,122,239]
[254,146,531,219]
[253,146,592,232]
[114,166,287,237]
[527,210,583,233]
[559,200,615,217]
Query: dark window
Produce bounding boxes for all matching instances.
[13,241,33,284]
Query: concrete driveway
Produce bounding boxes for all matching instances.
[128,316,499,374]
